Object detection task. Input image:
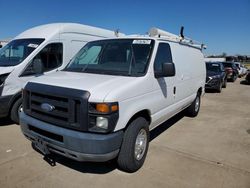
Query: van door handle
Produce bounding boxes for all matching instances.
[173,86,176,94]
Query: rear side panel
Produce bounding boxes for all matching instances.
[170,42,205,105]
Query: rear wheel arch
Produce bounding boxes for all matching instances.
[197,87,202,95]
[186,89,201,117]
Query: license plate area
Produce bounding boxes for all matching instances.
[34,136,50,155]
[29,125,63,143]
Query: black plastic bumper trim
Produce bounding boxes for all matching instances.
[20,112,124,161]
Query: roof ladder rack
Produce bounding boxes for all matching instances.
[149,27,206,50]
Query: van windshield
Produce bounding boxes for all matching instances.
[64,39,154,76]
[0,38,44,66]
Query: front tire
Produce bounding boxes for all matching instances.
[117,117,149,173]
[10,98,22,124]
[186,92,201,117]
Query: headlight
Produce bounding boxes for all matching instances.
[0,73,10,86]
[96,117,109,129]
[210,75,220,79]
[88,102,119,133]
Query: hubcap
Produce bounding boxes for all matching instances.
[18,104,23,113]
[195,96,200,112]
[134,129,147,161]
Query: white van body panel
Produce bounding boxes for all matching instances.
[29,71,139,103]
[0,67,15,75]
[108,41,205,131]
[170,43,206,101]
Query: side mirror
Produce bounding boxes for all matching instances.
[155,62,176,78]
[32,59,44,74]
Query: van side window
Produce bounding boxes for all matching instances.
[154,43,172,72]
[22,43,63,76]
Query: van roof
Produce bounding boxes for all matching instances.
[15,23,118,40]
[100,27,206,51]
[91,36,204,51]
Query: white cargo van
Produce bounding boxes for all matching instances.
[20,27,206,172]
[0,23,121,122]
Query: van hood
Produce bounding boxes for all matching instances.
[28,71,138,102]
[0,66,15,75]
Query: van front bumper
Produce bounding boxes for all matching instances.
[205,79,220,90]
[0,95,12,118]
[20,112,124,162]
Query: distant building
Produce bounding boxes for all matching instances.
[226,55,250,62]
[205,57,226,62]
[246,56,250,62]
[206,55,250,62]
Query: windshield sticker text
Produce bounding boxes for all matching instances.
[28,44,39,48]
[133,40,151,44]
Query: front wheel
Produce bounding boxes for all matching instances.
[117,117,149,173]
[10,98,23,124]
[186,92,201,117]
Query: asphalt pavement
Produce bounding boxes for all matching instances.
[0,78,249,188]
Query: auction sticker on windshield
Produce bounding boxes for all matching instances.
[28,43,39,48]
[133,40,151,44]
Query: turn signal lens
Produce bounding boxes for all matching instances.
[95,103,119,113]
[96,103,109,113]
[111,104,118,112]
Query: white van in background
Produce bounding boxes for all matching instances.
[20,27,206,172]
[0,23,121,123]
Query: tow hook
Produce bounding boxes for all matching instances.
[43,154,56,167]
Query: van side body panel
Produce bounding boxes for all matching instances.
[105,41,205,132]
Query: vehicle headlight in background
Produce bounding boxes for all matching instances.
[210,75,220,79]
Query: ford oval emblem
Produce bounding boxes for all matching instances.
[41,103,55,112]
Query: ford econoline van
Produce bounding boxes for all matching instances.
[20,27,206,172]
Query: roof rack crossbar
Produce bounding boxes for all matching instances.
[149,27,206,50]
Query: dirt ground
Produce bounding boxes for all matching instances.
[0,78,249,188]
